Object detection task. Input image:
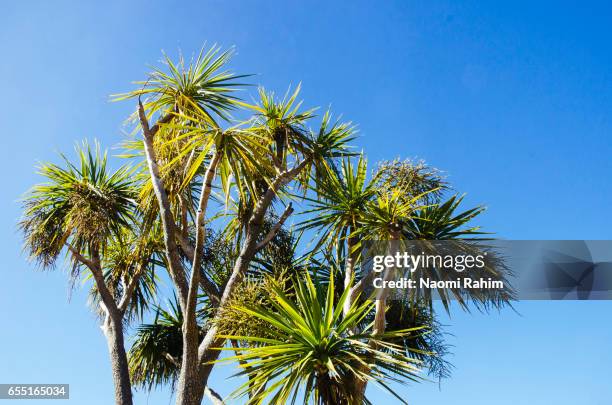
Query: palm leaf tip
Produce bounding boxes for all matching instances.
[112,45,250,126]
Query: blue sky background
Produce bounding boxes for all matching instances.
[1,1,611,404]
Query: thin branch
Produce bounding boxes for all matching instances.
[229,340,247,367]
[255,203,294,251]
[223,159,310,310]
[149,111,174,137]
[343,232,359,317]
[69,244,120,318]
[117,261,147,314]
[187,151,222,319]
[350,272,372,298]
[178,194,189,239]
[251,159,310,227]
[66,243,96,269]
[176,230,195,261]
[199,277,221,306]
[230,340,264,399]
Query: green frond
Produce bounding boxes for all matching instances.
[375,159,447,204]
[129,295,185,389]
[405,194,487,240]
[113,45,249,126]
[218,272,424,404]
[248,84,316,131]
[360,186,435,240]
[309,110,357,162]
[20,140,137,269]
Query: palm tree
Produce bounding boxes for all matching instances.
[23,45,512,404]
[299,157,512,400]
[117,46,354,405]
[219,272,423,404]
[117,47,260,405]
[20,142,160,405]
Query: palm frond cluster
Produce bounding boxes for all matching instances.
[129,296,186,389]
[21,142,135,269]
[221,274,422,405]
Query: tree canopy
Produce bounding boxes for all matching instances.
[21,45,511,405]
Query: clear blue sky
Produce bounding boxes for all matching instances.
[2,1,611,404]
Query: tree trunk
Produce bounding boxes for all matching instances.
[102,316,133,405]
[175,322,205,405]
[175,230,260,405]
[174,207,260,405]
[199,346,223,398]
[372,235,399,334]
[192,232,260,400]
[355,234,400,402]
[175,153,222,405]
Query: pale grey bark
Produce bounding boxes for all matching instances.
[176,152,222,405]
[356,233,401,402]
[372,235,399,335]
[343,231,359,317]
[256,203,294,251]
[138,101,189,307]
[67,244,135,405]
[204,387,224,405]
[103,314,134,405]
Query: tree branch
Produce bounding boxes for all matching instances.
[138,101,188,305]
[249,159,309,230]
[343,232,359,317]
[149,111,174,137]
[349,271,373,300]
[175,230,195,260]
[187,151,222,319]
[117,261,147,314]
[178,194,189,239]
[256,203,294,251]
[204,387,224,405]
[68,244,120,319]
[66,243,96,269]
[230,340,265,399]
